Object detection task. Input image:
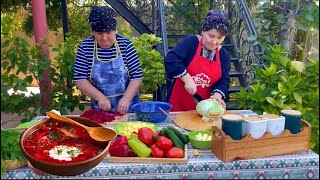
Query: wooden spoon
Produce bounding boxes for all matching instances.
[46,111,117,142]
[55,127,77,139]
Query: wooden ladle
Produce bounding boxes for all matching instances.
[46,111,117,142]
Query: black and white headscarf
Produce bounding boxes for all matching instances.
[202,10,231,33]
[88,6,117,32]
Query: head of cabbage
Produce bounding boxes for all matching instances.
[196,99,224,118]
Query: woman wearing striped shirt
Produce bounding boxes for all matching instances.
[73,6,143,114]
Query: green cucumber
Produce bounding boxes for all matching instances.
[167,126,189,144]
[160,128,166,136]
[164,128,184,150]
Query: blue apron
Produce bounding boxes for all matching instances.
[90,40,139,112]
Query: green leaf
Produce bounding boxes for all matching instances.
[294,21,309,31]
[279,56,290,67]
[295,44,304,51]
[266,97,276,106]
[291,61,305,73]
[305,14,314,22]
[278,82,286,92]
[276,98,284,108]
[11,96,22,105]
[280,24,290,30]
[268,63,277,75]
[78,104,86,111]
[293,92,302,103]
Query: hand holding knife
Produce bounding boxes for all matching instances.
[193,92,204,104]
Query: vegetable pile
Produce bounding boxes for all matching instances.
[116,122,157,139]
[109,126,189,158]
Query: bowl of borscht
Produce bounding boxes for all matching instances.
[20,116,116,176]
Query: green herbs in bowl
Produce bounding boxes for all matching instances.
[188,130,212,149]
[1,129,27,176]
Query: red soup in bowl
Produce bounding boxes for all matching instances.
[20,116,115,176]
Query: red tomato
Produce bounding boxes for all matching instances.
[138,127,155,146]
[151,146,165,158]
[155,136,173,151]
[165,147,184,158]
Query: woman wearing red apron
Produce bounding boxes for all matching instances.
[164,9,231,112]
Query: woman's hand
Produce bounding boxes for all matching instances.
[210,93,226,110]
[97,96,112,111]
[117,97,130,114]
[184,79,197,95]
[181,73,197,95]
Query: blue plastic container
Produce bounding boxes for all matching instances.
[131,101,173,123]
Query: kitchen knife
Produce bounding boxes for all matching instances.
[193,93,204,104]
[107,108,118,114]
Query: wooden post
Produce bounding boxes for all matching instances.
[31,0,52,110]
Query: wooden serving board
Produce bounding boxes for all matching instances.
[106,145,188,164]
[173,110,239,131]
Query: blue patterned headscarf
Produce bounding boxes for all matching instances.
[202,9,231,33]
[88,6,117,32]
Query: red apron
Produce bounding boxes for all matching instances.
[169,37,222,111]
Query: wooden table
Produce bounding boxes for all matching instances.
[3,111,319,179]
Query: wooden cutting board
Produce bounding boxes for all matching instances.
[102,114,129,125]
[173,110,239,131]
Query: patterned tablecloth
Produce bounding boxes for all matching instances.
[3,110,319,179]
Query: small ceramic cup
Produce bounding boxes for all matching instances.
[281,109,302,134]
[242,116,267,139]
[221,114,243,140]
[260,114,285,136]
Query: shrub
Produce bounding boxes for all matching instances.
[237,44,319,152]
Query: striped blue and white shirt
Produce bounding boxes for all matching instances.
[73,34,143,81]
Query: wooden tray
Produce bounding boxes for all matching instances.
[106,145,188,164]
[211,120,311,162]
[173,110,239,131]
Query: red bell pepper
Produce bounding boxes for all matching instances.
[151,146,165,158]
[110,136,128,147]
[127,148,137,157]
[155,136,173,151]
[109,144,129,157]
[165,147,184,158]
[138,127,155,146]
[109,136,130,157]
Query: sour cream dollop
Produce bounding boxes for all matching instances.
[48,145,82,161]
